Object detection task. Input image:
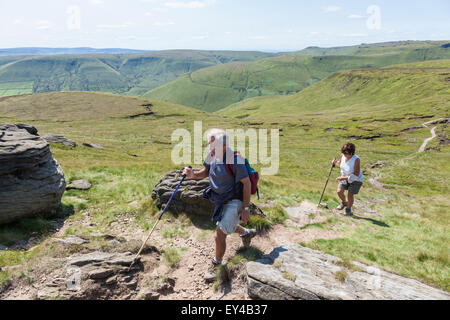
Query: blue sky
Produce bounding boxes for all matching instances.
[1,0,449,51]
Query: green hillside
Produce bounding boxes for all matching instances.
[290,40,449,56]
[217,61,450,289]
[0,59,449,292]
[219,59,450,121]
[0,50,276,97]
[143,42,450,112]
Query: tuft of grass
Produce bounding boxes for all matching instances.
[265,206,289,225]
[213,246,264,291]
[162,225,189,239]
[246,216,272,232]
[334,258,363,273]
[162,248,181,268]
[300,222,325,230]
[273,261,283,269]
[0,270,11,285]
[229,246,264,266]
[281,271,297,282]
[334,270,348,283]
[213,265,230,292]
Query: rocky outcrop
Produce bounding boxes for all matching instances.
[247,243,450,300]
[83,142,104,150]
[152,169,214,216]
[68,251,136,267]
[67,179,92,190]
[0,123,66,224]
[151,169,265,217]
[43,134,77,147]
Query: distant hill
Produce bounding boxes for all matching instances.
[144,41,450,112]
[0,50,277,97]
[288,40,450,56]
[0,47,149,56]
[218,59,450,121]
[1,41,449,109]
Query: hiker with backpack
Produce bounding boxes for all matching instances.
[182,128,258,280]
[332,143,364,216]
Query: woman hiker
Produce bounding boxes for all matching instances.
[332,143,364,216]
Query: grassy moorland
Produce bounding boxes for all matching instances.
[0,50,277,97]
[0,60,449,291]
[144,41,450,112]
[218,59,450,289]
[288,40,449,56]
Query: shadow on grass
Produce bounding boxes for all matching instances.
[351,214,390,227]
[0,203,75,249]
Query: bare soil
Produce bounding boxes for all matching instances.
[0,200,351,300]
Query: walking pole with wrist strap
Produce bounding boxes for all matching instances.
[318,158,338,207]
[128,166,191,270]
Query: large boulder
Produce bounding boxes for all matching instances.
[0,124,66,224]
[151,169,265,217]
[246,243,450,300]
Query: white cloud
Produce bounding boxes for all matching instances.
[13,18,22,25]
[192,35,208,40]
[90,0,104,5]
[36,20,52,30]
[145,7,169,16]
[322,6,341,13]
[153,21,176,26]
[96,22,136,29]
[249,35,269,40]
[348,14,364,19]
[119,35,137,40]
[344,33,368,37]
[165,0,215,9]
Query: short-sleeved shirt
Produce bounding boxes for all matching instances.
[203,149,249,196]
[340,154,364,182]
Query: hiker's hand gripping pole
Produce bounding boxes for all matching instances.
[318,159,336,207]
[128,166,191,270]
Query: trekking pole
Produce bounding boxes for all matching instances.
[128,166,191,270]
[318,159,337,207]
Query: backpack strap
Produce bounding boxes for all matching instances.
[225,151,241,179]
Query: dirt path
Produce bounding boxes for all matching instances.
[418,126,437,153]
[418,118,449,153]
[0,200,345,300]
[368,171,390,192]
[368,118,449,190]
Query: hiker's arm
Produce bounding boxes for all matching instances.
[183,167,208,180]
[354,158,360,177]
[332,156,342,167]
[240,177,251,224]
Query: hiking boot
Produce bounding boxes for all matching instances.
[345,208,353,216]
[204,259,221,283]
[337,202,347,210]
[240,229,257,247]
